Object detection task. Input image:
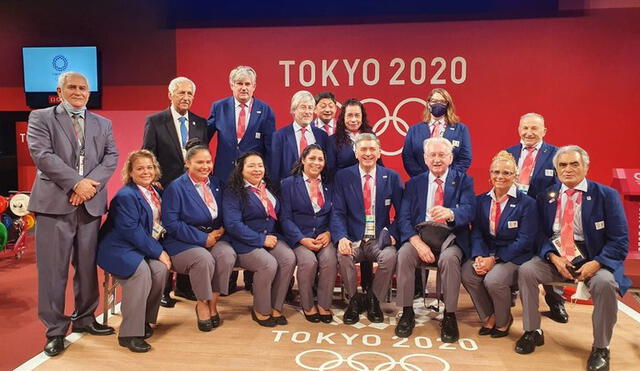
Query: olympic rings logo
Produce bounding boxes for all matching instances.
[52,55,69,72]
[295,349,450,371]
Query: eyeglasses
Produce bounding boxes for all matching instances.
[490,170,515,177]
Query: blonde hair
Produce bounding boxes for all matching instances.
[422,88,460,124]
[490,150,518,177]
[121,150,162,184]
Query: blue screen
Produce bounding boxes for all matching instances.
[22,46,98,92]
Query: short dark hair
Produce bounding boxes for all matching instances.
[314,91,336,104]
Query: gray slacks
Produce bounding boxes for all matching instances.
[35,208,101,337]
[294,243,337,311]
[338,242,397,302]
[518,256,619,348]
[396,242,463,311]
[236,241,296,315]
[461,260,518,328]
[116,259,168,337]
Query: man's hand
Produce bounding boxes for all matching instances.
[410,235,435,264]
[549,254,575,281]
[69,192,85,206]
[300,237,321,251]
[314,231,331,248]
[429,206,453,222]
[74,178,100,200]
[576,260,601,282]
[158,251,172,271]
[474,256,496,275]
[338,238,352,256]
[264,235,277,249]
[206,232,219,248]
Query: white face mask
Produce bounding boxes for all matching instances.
[61,99,86,115]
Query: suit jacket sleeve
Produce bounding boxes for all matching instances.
[451,124,472,173]
[330,176,349,243]
[161,184,208,247]
[449,174,475,227]
[397,178,416,244]
[142,115,157,152]
[206,102,219,142]
[388,171,404,242]
[269,129,283,184]
[593,187,629,271]
[222,189,267,248]
[84,119,119,190]
[401,127,424,177]
[111,193,163,259]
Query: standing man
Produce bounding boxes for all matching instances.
[142,76,207,306]
[505,112,567,323]
[270,90,328,187]
[331,133,403,324]
[27,71,119,356]
[394,137,475,340]
[313,91,337,136]
[515,145,629,371]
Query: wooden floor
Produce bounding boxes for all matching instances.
[33,284,640,371]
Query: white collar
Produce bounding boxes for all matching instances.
[519,140,543,151]
[487,184,518,200]
[358,165,376,180]
[170,105,189,122]
[428,168,449,184]
[559,178,588,194]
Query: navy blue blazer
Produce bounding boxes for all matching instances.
[280,175,333,247]
[222,186,281,255]
[536,181,631,295]
[97,183,163,277]
[397,169,475,258]
[506,141,558,198]
[402,121,472,176]
[330,165,403,244]
[270,124,328,186]
[207,97,276,181]
[470,190,537,265]
[161,173,225,256]
[325,134,384,177]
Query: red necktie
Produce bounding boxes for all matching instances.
[309,178,324,208]
[489,194,508,235]
[434,178,445,223]
[363,174,373,216]
[323,123,332,136]
[560,189,582,259]
[251,182,277,220]
[237,103,247,142]
[299,126,309,155]
[431,121,442,138]
[145,186,162,219]
[518,147,536,185]
[199,182,217,212]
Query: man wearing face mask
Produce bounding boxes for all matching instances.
[27,71,119,357]
[312,91,338,136]
[505,113,567,323]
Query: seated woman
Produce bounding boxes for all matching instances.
[161,139,236,332]
[280,144,336,323]
[97,150,171,353]
[223,152,296,327]
[461,151,537,338]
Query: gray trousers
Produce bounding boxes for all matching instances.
[518,256,619,348]
[116,259,168,337]
[338,242,397,302]
[171,241,236,300]
[294,243,337,311]
[236,241,296,315]
[461,260,518,328]
[396,243,463,311]
[35,208,101,337]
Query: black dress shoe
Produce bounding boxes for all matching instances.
[160,294,177,308]
[118,337,151,353]
[395,309,415,338]
[210,313,221,328]
[515,330,545,354]
[304,312,321,323]
[547,303,569,324]
[343,295,361,325]
[478,326,494,336]
[366,292,384,323]
[175,289,197,301]
[491,316,513,338]
[44,336,65,357]
[251,310,276,327]
[72,320,115,336]
[319,312,334,324]
[587,347,610,371]
[440,311,459,343]
[273,315,288,325]
[144,323,153,339]
[195,307,213,332]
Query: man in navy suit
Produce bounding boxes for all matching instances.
[27,72,118,356]
[515,145,630,371]
[142,76,207,306]
[395,137,475,340]
[270,90,328,187]
[505,112,567,323]
[312,91,337,136]
[331,133,403,324]
[207,65,276,182]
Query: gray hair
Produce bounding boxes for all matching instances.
[229,65,257,85]
[354,133,381,149]
[553,145,590,168]
[168,76,196,95]
[423,137,453,154]
[57,71,89,90]
[519,112,545,125]
[290,90,315,112]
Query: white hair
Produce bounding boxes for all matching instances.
[519,112,545,125]
[168,76,196,95]
[354,133,380,149]
[423,137,453,154]
[553,145,590,168]
[229,65,257,85]
[57,71,89,90]
[290,90,315,112]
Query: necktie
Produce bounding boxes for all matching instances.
[434,178,445,223]
[237,103,246,142]
[199,182,217,213]
[71,113,84,147]
[178,116,188,148]
[489,194,508,235]
[250,182,277,220]
[145,186,162,220]
[299,126,309,154]
[560,189,582,260]
[323,123,332,136]
[309,178,324,208]
[431,121,441,138]
[363,174,373,216]
[518,147,536,185]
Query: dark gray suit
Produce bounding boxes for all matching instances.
[27,104,118,337]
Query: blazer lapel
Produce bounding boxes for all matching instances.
[498,196,517,231]
[54,105,79,152]
[241,100,260,144]
[417,175,428,222]
[531,142,552,180]
[184,176,213,221]
[545,185,561,232]
[162,110,183,157]
[375,167,387,220]
[133,184,154,232]
[443,171,457,208]
[581,181,595,243]
[349,167,365,216]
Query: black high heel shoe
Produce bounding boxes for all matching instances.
[303,311,321,323]
[491,316,513,338]
[251,310,276,327]
[196,306,213,332]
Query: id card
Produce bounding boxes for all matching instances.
[364,215,376,239]
[152,222,166,240]
[78,151,85,176]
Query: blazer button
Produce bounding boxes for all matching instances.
[265,218,269,221]
[263,230,267,233]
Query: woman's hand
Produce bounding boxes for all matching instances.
[264,234,277,249]
[158,251,172,271]
[206,232,219,248]
[300,238,321,251]
[314,232,331,248]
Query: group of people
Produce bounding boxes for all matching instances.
[26,65,629,371]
